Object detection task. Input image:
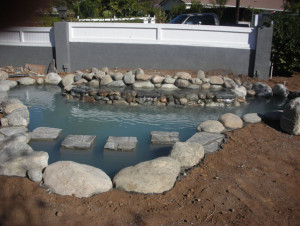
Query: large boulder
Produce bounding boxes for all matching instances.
[45,73,62,85]
[42,161,112,198]
[113,157,180,194]
[169,142,204,168]
[197,120,225,133]
[100,75,113,86]
[272,84,289,98]
[2,99,27,114]
[0,71,8,80]
[252,82,273,97]
[219,113,243,129]
[133,81,154,89]
[232,85,247,98]
[280,97,300,135]
[4,108,30,127]
[17,77,36,85]
[1,80,17,89]
[62,74,75,87]
[123,72,135,85]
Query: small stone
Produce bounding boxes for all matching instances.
[36,78,44,85]
[18,77,36,85]
[151,76,164,84]
[164,76,176,84]
[175,79,189,88]
[201,83,210,89]
[197,120,225,133]
[208,76,224,85]
[111,72,123,81]
[62,74,75,87]
[45,73,62,85]
[197,70,205,79]
[161,84,178,90]
[242,113,262,124]
[252,82,273,98]
[0,71,9,80]
[136,74,152,81]
[123,72,135,85]
[133,81,154,89]
[219,113,243,129]
[27,168,43,182]
[175,72,192,80]
[272,84,289,98]
[88,79,100,88]
[100,75,113,86]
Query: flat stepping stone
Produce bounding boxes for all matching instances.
[150,131,179,145]
[186,132,225,154]
[30,127,62,141]
[104,136,138,152]
[61,135,96,150]
[0,126,28,137]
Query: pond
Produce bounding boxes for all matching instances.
[8,85,286,177]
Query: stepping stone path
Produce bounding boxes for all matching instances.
[187,132,225,154]
[43,161,112,198]
[150,131,179,145]
[30,127,62,141]
[61,135,96,150]
[104,136,138,152]
[113,157,180,194]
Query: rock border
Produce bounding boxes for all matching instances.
[0,67,298,197]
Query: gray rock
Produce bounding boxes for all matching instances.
[232,85,247,98]
[61,135,96,150]
[0,71,9,80]
[189,78,202,85]
[150,131,179,145]
[62,74,75,87]
[17,77,36,85]
[210,85,223,91]
[88,79,100,88]
[242,113,262,124]
[135,68,144,76]
[104,136,138,151]
[113,100,129,105]
[73,78,88,85]
[242,81,253,90]
[197,120,225,133]
[36,78,44,85]
[179,98,188,105]
[100,75,113,86]
[151,76,164,84]
[0,84,10,92]
[272,84,289,98]
[187,132,225,154]
[201,83,211,89]
[27,168,43,182]
[247,89,256,97]
[133,81,154,89]
[175,72,192,80]
[219,113,243,129]
[113,157,180,194]
[111,72,123,81]
[0,142,33,164]
[74,74,83,82]
[208,76,224,85]
[0,149,48,177]
[108,80,126,87]
[252,82,273,97]
[197,70,205,79]
[164,76,176,84]
[175,79,189,88]
[5,108,30,127]
[186,94,199,101]
[42,161,112,198]
[30,127,62,141]
[223,77,237,89]
[0,126,28,136]
[123,72,135,85]
[83,73,94,81]
[280,97,300,135]
[91,67,99,73]
[169,142,204,168]
[1,132,30,144]
[136,74,152,81]
[45,73,62,85]
[1,80,18,89]
[101,67,109,73]
[3,98,26,114]
[161,84,179,90]
[0,92,8,104]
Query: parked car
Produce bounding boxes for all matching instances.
[170,13,220,25]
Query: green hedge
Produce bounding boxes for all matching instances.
[272,13,300,75]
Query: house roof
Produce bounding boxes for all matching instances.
[160,0,285,11]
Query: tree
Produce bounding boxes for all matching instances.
[209,0,228,19]
[189,0,203,13]
[284,0,300,13]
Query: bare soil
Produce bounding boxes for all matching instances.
[0,71,299,225]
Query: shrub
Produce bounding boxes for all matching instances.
[272,13,300,75]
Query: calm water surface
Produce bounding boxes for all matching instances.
[8,85,287,177]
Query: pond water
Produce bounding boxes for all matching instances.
[8,85,287,178]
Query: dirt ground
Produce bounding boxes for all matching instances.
[0,71,299,225]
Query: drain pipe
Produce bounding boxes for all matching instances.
[270,62,273,79]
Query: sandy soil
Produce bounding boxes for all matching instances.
[0,72,299,225]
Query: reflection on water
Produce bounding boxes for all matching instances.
[8,85,287,178]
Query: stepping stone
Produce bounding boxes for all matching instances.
[104,136,138,152]
[150,131,179,145]
[0,126,28,137]
[30,127,62,141]
[186,132,225,154]
[61,135,96,150]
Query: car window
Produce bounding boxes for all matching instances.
[201,15,216,25]
[170,15,189,24]
[185,16,201,25]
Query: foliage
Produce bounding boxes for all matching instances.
[271,13,300,75]
[283,0,300,13]
[169,0,204,20]
[154,8,168,23]
[209,0,228,19]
